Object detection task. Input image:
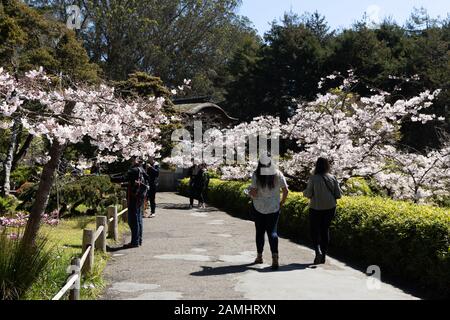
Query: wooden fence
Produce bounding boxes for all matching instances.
[52,200,128,300]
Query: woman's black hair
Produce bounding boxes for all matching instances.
[255,161,276,189]
[314,157,331,175]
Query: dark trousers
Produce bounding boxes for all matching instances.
[190,186,204,206]
[309,207,336,255]
[254,209,280,254]
[128,200,144,245]
[148,186,156,213]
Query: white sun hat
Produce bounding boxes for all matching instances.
[259,153,272,165]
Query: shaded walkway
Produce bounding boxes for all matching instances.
[101,193,418,300]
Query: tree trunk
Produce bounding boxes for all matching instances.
[2,118,21,196]
[11,134,34,172]
[21,101,75,248]
[21,139,66,247]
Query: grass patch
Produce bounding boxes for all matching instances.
[24,216,129,300]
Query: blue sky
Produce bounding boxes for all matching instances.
[239,0,450,35]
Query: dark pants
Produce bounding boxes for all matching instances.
[128,200,144,245]
[309,207,336,256]
[190,185,204,206]
[148,186,157,213]
[254,209,280,254]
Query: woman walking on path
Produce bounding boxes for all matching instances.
[249,156,289,270]
[303,157,342,265]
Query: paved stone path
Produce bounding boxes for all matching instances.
[101,192,419,300]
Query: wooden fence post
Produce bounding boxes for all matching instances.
[96,216,107,253]
[121,199,128,223]
[107,206,118,241]
[69,258,80,300]
[82,229,95,274]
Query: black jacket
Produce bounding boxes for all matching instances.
[111,165,149,201]
[146,162,160,187]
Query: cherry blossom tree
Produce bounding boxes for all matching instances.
[172,71,448,203]
[374,145,450,202]
[284,74,438,174]
[165,116,282,179]
[153,67,448,202]
[220,116,282,179]
[0,67,167,246]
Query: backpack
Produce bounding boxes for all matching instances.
[132,167,149,199]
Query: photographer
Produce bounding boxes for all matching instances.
[110,157,149,248]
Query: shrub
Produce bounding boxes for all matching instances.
[435,195,450,208]
[18,175,125,216]
[15,181,35,198]
[0,195,19,215]
[10,165,39,187]
[342,177,373,196]
[0,232,53,300]
[207,170,221,180]
[179,178,450,297]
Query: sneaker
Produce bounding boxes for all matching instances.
[150,213,156,218]
[271,254,279,270]
[254,253,263,264]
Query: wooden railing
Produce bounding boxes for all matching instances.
[52,200,128,300]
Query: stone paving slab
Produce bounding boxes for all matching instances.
[101,192,419,300]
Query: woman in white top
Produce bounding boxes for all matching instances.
[303,157,342,264]
[249,156,289,270]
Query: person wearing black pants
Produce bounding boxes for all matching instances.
[309,208,336,260]
[248,155,289,270]
[111,157,148,247]
[253,208,280,256]
[304,158,342,264]
[145,158,159,218]
[189,164,208,209]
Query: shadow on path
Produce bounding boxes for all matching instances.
[191,263,315,277]
[158,203,191,210]
[107,245,138,252]
[158,203,220,213]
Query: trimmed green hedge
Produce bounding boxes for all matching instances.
[179,178,450,297]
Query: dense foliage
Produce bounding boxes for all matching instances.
[223,11,450,150]
[0,0,99,82]
[16,3,449,152]
[179,178,450,297]
[0,195,19,215]
[0,0,101,196]
[168,73,449,203]
[17,175,125,216]
[26,0,259,101]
